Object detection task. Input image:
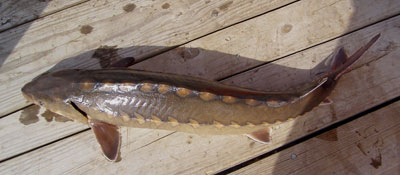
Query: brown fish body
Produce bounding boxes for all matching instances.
[59,69,325,135]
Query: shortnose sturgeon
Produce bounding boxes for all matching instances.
[21,34,380,161]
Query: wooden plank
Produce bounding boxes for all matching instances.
[229,101,400,175]
[1,0,397,166]
[0,0,297,116]
[132,0,400,82]
[1,13,399,174]
[0,106,87,161]
[0,0,87,32]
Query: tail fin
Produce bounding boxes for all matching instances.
[328,34,380,80]
[294,34,380,116]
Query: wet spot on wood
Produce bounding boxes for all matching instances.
[211,10,219,17]
[219,1,233,11]
[19,105,40,125]
[370,151,382,169]
[92,45,122,68]
[316,128,338,141]
[42,110,72,122]
[173,47,200,60]
[80,25,93,34]
[281,24,292,34]
[123,3,136,12]
[162,3,170,9]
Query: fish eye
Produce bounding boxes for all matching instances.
[39,101,44,106]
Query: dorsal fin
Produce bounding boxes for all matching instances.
[89,119,121,161]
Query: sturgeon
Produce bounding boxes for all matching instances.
[21,34,380,161]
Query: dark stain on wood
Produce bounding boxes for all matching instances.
[92,45,121,68]
[41,110,72,122]
[370,150,382,169]
[123,3,136,12]
[281,24,293,34]
[219,1,233,11]
[80,25,93,34]
[19,105,40,125]
[162,3,170,9]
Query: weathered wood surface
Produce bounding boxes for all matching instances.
[133,0,400,81]
[0,0,297,116]
[0,106,87,161]
[1,12,399,174]
[230,101,400,175]
[1,0,398,168]
[0,0,87,32]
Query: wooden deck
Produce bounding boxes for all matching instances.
[0,0,399,174]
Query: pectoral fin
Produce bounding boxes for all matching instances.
[89,119,121,161]
[245,128,271,144]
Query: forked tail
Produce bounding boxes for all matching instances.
[327,34,380,82]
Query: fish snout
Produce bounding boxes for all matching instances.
[21,82,35,103]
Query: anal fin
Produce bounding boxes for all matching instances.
[89,119,121,162]
[245,128,271,144]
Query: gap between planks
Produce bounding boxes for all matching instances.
[218,96,400,174]
[3,12,398,162]
[228,99,400,175]
[1,13,399,174]
[0,0,400,167]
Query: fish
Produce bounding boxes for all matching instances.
[21,34,380,161]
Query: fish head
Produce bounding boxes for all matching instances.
[21,69,88,124]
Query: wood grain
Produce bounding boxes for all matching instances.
[0,0,87,32]
[229,101,400,175]
[0,0,297,116]
[132,0,400,81]
[0,106,87,161]
[1,14,399,174]
[1,0,398,165]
